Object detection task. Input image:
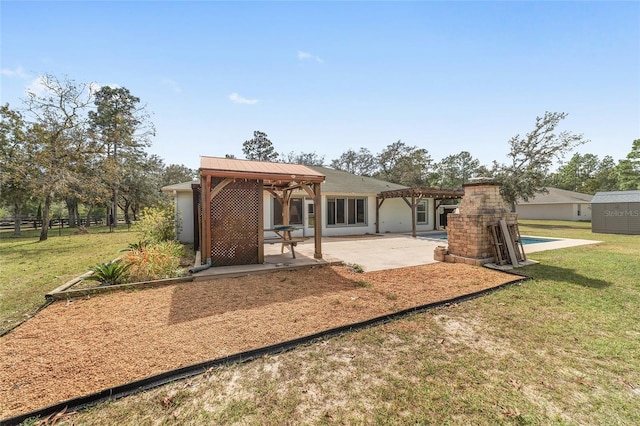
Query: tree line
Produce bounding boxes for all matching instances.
[3,74,637,241]
[241,116,639,210]
[0,75,196,241]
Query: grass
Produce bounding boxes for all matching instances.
[0,225,140,334]
[9,220,640,425]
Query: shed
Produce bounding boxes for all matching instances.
[197,157,325,266]
[591,190,640,235]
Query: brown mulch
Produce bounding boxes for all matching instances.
[0,263,518,419]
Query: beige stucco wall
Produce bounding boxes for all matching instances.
[174,189,439,244]
[516,203,591,221]
[262,193,435,237]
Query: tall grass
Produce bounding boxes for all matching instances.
[121,240,186,282]
[0,226,139,334]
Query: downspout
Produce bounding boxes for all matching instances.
[189,258,212,273]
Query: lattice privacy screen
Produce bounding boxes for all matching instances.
[210,178,260,266]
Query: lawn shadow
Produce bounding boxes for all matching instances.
[168,267,358,325]
[522,264,611,288]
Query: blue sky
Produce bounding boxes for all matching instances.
[1,1,639,171]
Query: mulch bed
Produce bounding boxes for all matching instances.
[1,263,518,418]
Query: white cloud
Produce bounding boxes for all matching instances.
[25,75,51,97]
[229,92,258,105]
[161,78,182,94]
[25,75,103,99]
[297,51,324,64]
[88,82,103,96]
[0,66,29,78]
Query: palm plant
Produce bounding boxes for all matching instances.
[85,260,131,286]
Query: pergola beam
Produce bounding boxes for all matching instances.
[377,187,464,237]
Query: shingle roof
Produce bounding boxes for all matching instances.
[164,163,406,195]
[517,187,593,205]
[161,181,199,193]
[591,190,640,204]
[307,166,407,194]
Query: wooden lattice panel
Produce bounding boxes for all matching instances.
[210,178,260,266]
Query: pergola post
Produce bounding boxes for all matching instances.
[375,197,385,234]
[202,175,211,263]
[411,195,417,238]
[258,179,264,263]
[313,182,322,259]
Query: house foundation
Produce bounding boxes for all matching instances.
[441,178,517,266]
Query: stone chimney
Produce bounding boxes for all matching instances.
[444,178,517,265]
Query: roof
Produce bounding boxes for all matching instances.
[161,181,199,193]
[379,187,464,200]
[307,166,407,194]
[200,157,325,187]
[591,190,640,204]
[517,187,593,205]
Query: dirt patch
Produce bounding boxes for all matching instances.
[0,263,517,418]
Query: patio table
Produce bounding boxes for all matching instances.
[264,225,303,258]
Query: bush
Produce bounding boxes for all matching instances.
[86,260,131,286]
[122,240,186,282]
[135,201,180,243]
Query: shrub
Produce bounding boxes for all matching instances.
[123,240,186,282]
[86,260,131,286]
[120,240,148,252]
[135,200,180,243]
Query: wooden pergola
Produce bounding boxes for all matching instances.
[377,187,465,237]
[198,157,325,266]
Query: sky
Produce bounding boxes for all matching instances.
[1,1,639,172]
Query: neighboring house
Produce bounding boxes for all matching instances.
[162,164,452,244]
[515,187,593,221]
[591,190,640,235]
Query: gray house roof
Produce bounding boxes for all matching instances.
[517,187,593,205]
[591,190,640,204]
[307,166,407,194]
[161,167,406,195]
[161,181,199,193]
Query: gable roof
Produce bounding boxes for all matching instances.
[307,166,407,194]
[518,187,593,205]
[162,162,407,195]
[161,181,199,193]
[591,190,640,204]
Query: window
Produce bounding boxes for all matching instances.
[327,197,367,226]
[416,201,428,224]
[577,204,582,216]
[273,198,303,226]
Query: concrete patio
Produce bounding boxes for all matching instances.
[191,232,601,280]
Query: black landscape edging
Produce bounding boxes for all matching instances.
[1,274,532,426]
[0,299,53,339]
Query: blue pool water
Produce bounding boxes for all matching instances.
[417,233,556,245]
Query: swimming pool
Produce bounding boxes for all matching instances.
[417,233,557,245]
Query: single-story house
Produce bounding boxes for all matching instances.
[591,190,640,235]
[162,157,462,246]
[515,187,593,221]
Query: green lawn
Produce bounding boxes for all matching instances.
[0,225,140,335]
[11,220,640,425]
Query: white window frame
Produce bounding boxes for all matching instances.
[327,197,367,227]
[416,200,428,224]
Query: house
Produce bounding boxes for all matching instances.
[591,190,640,235]
[162,157,462,246]
[515,187,593,221]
